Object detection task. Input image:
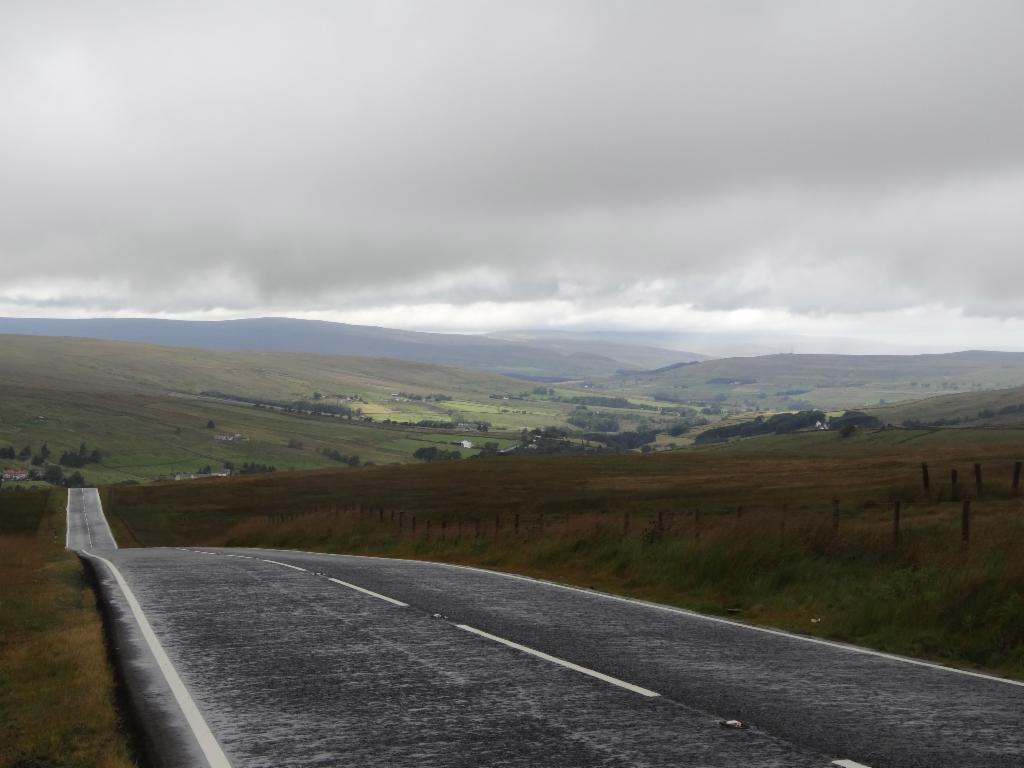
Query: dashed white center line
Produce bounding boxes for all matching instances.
[832,760,873,768]
[457,624,660,698]
[326,577,408,606]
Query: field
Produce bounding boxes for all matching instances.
[103,428,1024,679]
[0,335,692,483]
[0,489,137,768]
[599,350,1024,411]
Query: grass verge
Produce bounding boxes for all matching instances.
[105,444,1024,681]
[0,489,138,768]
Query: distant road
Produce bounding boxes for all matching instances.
[68,491,1024,768]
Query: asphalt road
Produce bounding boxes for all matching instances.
[68,491,1024,768]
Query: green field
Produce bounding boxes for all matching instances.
[0,335,699,483]
[598,351,1024,412]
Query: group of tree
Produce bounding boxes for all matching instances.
[200,391,361,420]
[58,442,103,468]
[412,446,462,461]
[566,407,620,432]
[237,462,276,475]
[695,410,827,444]
[978,403,1024,419]
[829,411,882,430]
[584,430,659,450]
[320,448,361,466]
[36,465,86,487]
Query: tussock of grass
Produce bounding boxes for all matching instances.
[0,490,137,768]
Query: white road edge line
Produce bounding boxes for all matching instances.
[832,760,873,768]
[457,623,659,698]
[326,577,408,607]
[84,551,232,768]
[260,558,308,572]
[64,490,72,549]
[264,549,1024,690]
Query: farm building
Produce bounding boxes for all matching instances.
[2,467,29,481]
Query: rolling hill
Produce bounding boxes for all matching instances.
[599,351,1024,411]
[0,317,699,380]
[0,335,685,483]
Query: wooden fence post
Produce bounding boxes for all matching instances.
[411,515,417,534]
[1013,461,1022,495]
[951,469,959,501]
[974,463,983,497]
[893,501,901,547]
[514,513,520,535]
[657,509,665,534]
[921,462,930,494]
[961,500,971,549]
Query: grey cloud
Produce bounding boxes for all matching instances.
[1,1,1023,325]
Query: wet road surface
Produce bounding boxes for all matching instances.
[68,490,1024,768]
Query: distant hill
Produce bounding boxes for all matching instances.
[599,351,1024,410]
[487,330,706,369]
[868,383,1024,428]
[0,317,697,381]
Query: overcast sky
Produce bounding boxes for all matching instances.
[2,1,1024,350]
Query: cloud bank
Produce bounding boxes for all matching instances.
[2,1,1023,346]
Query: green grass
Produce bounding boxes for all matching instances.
[600,351,1024,411]
[0,489,138,768]
[0,335,684,483]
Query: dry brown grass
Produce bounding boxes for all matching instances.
[0,490,137,768]
[104,436,1024,679]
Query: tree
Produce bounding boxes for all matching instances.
[43,465,64,485]
[18,445,31,460]
[66,471,86,488]
[40,442,51,460]
[839,424,857,438]
[89,449,103,463]
[206,420,216,429]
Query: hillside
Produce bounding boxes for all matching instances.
[0,335,691,483]
[868,384,1024,428]
[0,317,698,380]
[598,351,1024,411]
